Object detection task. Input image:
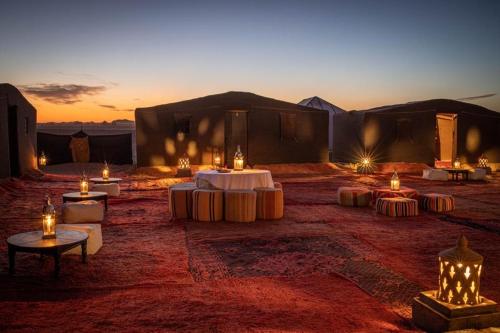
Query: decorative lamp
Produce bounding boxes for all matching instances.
[478,155,488,168]
[42,196,56,239]
[356,154,374,174]
[39,151,47,167]
[176,153,192,177]
[102,161,110,180]
[80,173,89,195]
[390,170,400,191]
[454,157,461,169]
[234,145,244,171]
[213,151,221,169]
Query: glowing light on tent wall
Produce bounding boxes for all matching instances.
[466,127,481,153]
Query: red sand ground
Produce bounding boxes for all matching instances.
[0,165,499,332]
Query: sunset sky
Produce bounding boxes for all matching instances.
[1,0,499,122]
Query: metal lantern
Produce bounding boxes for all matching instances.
[80,173,89,195]
[390,170,400,191]
[234,145,244,171]
[42,196,56,239]
[102,161,110,180]
[178,154,190,169]
[39,151,47,167]
[437,235,483,306]
[213,151,221,169]
[478,155,488,168]
[453,157,461,169]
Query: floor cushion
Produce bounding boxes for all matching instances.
[92,183,120,197]
[58,223,103,255]
[422,168,449,181]
[225,190,257,223]
[169,186,196,219]
[62,200,104,223]
[419,193,455,213]
[338,187,372,207]
[255,187,284,220]
[376,197,419,217]
[192,189,224,222]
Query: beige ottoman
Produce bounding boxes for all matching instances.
[192,189,224,222]
[169,185,196,219]
[62,200,104,223]
[92,183,120,197]
[58,224,103,255]
[255,187,284,220]
[225,190,257,223]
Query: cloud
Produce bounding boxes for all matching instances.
[99,104,134,112]
[457,93,496,101]
[20,83,106,104]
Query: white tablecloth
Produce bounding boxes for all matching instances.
[194,169,274,190]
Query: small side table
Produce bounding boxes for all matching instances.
[372,187,419,205]
[443,168,470,181]
[63,191,108,210]
[7,230,88,278]
[90,177,122,184]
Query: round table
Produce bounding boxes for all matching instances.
[63,191,108,210]
[372,186,419,204]
[194,169,274,190]
[7,230,88,278]
[90,177,122,184]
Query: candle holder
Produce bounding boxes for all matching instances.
[42,196,56,239]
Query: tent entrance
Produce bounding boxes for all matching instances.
[225,110,248,168]
[8,106,20,177]
[436,113,457,163]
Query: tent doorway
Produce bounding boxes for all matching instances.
[436,113,457,163]
[8,106,20,177]
[225,110,248,168]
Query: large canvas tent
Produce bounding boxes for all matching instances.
[135,91,329,167]
[0,84,37,178]
[332,99,500,165]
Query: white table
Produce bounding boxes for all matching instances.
[194,169,274,190]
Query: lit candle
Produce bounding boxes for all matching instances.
[102,161,110,180]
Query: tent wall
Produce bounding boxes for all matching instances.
[457,111,500,163]
[331,112,364,162]
[0,97,10,178]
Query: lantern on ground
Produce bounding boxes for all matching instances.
[390,170,400,191]
[234,145,244,171]
[454,157,461,169]
[39,151,47,167]
[42,196,56,239]
[102,161,110,180]
[80,173,89,195]
[478,155,488,168]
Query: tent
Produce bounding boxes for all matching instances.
[135,91,329,167]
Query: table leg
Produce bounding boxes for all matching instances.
[8,246,15,275]
[81,240,87,263]
[53,253,61,278]
[466,172,469,181]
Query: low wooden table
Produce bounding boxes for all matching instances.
[90,177,122,184]
[7,230,88,278]
[63,191,108,210]
[443,168,470,181]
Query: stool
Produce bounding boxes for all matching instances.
[92,183,120,197]
[62,200,104,223]
[419,193,455,213]
[225,190,257,223]
[376,197,418,217]
[338,187,372,207]
[192,189,224,222]
[255,187,283,220]
[169,186,196,219]
[58,224,103,255]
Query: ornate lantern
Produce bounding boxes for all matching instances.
[102,161,110,180]
[453,157,461,169]
[213,151,221,169]
[390,170,400,191]
[234,145,244,171]
[178,154,190,170]
[478,155,488,168]
[80,173,89,195]
[39,151,47,167]
[437,235,483,306]
[42,196,56,239]
[356,155,374,174]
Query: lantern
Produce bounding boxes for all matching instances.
[453,158,461,169]
[356,154,374,174]
[42,196,56,239]
[39,151,47,167]
[437,235,483,306]
[390,170,400,191]
[233,145,244,171]
[102,161,110,180]
[178,154,190,169]
[80,173,89,195]
[478,155,488,168]
[213,151,221,169]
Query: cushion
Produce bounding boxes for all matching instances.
[338,187,372,207]
[225,190,257,222]
[255,187,284,220]
[419,193,455,213]
[62,200,104,223]
[376,197,418,217]
[422,168,449,181]
[192,189,224,222]
[169,186,196,219]
[469,168,487,181]
[58,224,102,255]
[92,183,120,197]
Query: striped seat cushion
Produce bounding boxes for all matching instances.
[169,186,196,219]
[192,189,224,222]
[376,197,418,217]
[419,193,455,212]
[255,187,284,220]
[225,190,257,223]
[338,187,372,207]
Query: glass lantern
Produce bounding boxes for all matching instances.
[102,161,110,180]
[453,158,461,169]
[42,196,56,239]
[234,145,244,171]
[39,151,47,167]
[80,173,89,195]
[213,151,221,169]
[390,170,400,191]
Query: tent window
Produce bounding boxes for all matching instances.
[174,113,191,135]
[280,113,297,142]
[396,119,413,142]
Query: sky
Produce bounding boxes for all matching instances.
[1,0,499,122]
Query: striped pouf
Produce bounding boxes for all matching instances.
[376,197,418,217]
[225,190,257,223]
[338,187,372,207]
[255,187,284,220]
[419,193,455,213]
[192,189,224,222]
[169,186,196,219]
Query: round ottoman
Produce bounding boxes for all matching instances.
[169,186,196,219]
[192,189,224,222]
[225,190,257,223]
[376,197,418,217]
[419,193,455,213]
[62,200,104,223]
[338,187,372,207]
[255,187,284,220]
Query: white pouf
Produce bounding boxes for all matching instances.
[92,183,120,197]
[422,168,449,181]
[57,224,103,255]
[469,168,487,180]
[62,200,104,223]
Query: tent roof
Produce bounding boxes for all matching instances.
[0,83,36,112]
[298,96,345,114]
